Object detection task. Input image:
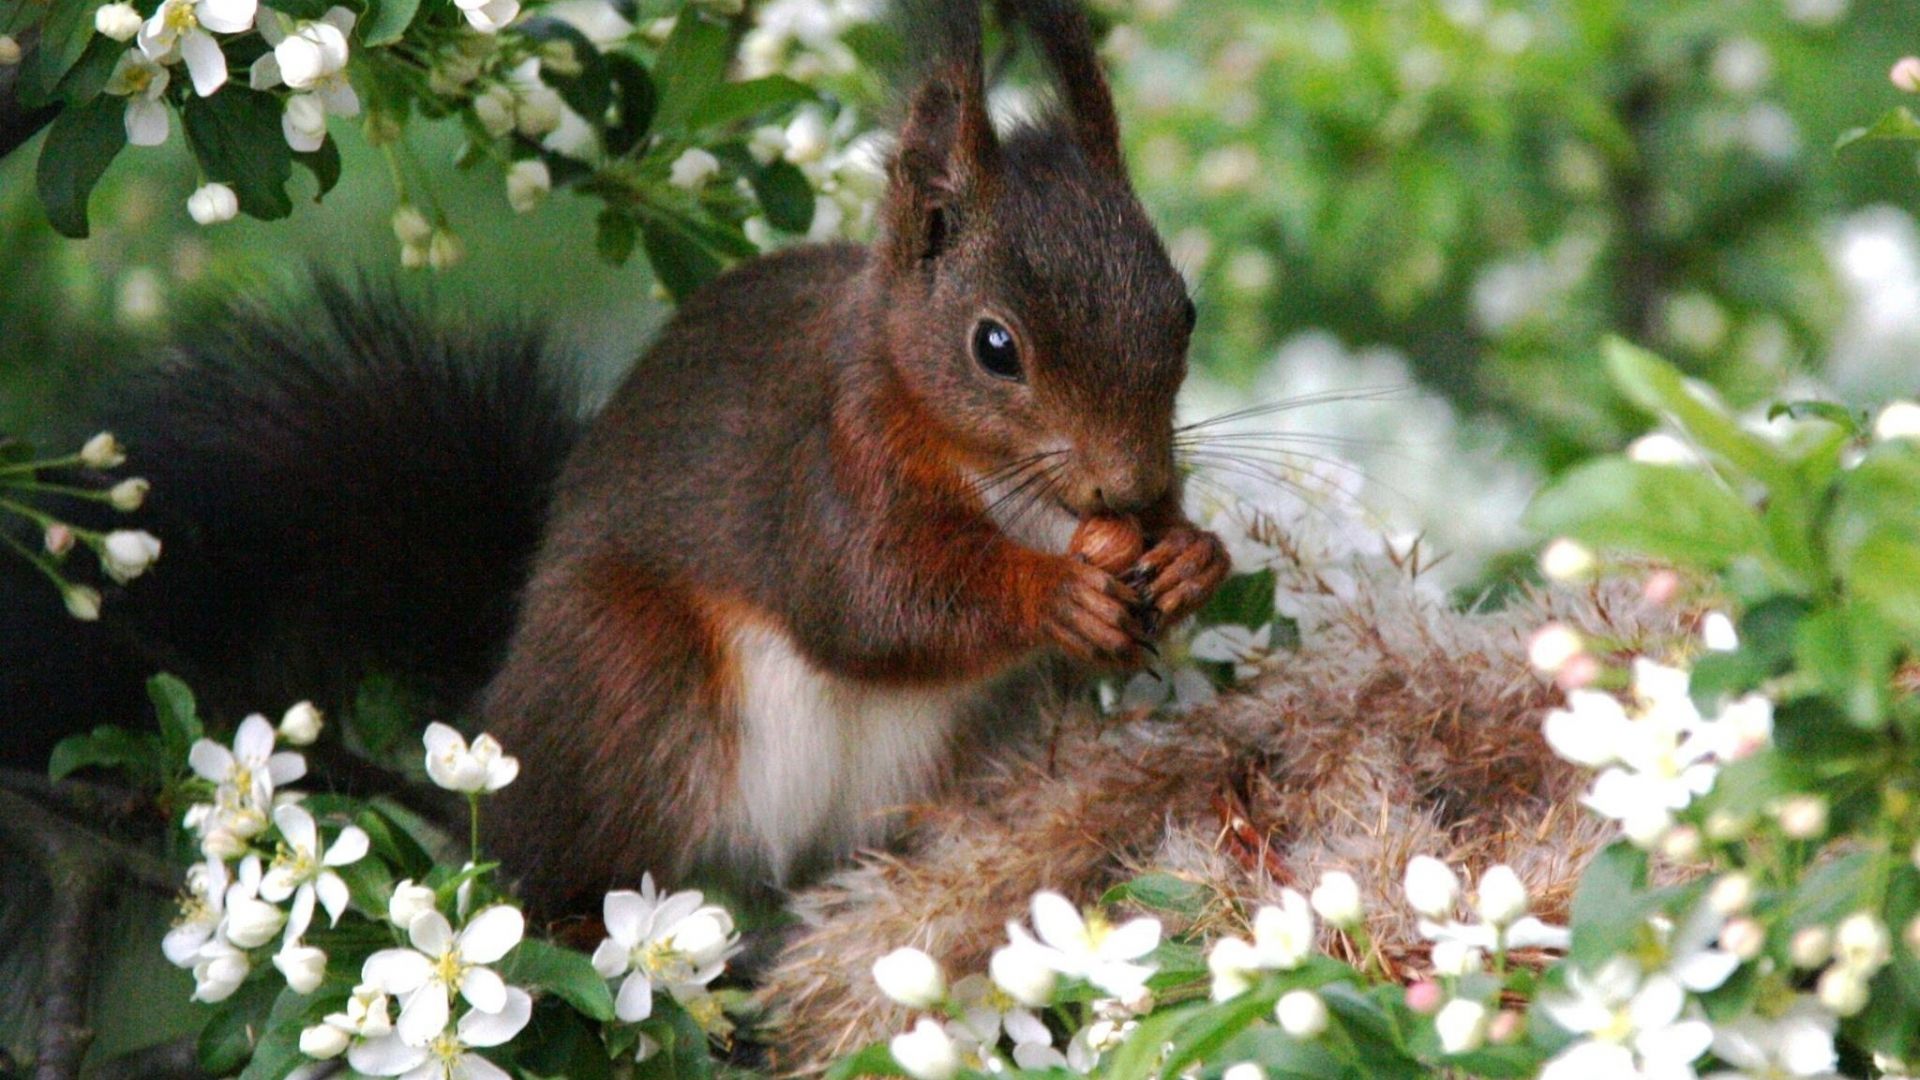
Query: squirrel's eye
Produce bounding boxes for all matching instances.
[972,319,1023,382]
[1181,298,1198,332]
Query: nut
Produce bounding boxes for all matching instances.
[1071,514,1145,575]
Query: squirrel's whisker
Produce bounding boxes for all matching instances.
[1175,385,1410,434]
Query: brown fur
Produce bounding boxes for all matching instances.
[757,573,1680,1072]
[484,1,1229,914]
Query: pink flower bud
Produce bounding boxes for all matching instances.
[1405,980,1443,1014]
[44,523,75,557]
[1642,569,1682,605]
[1893,57,1920,94]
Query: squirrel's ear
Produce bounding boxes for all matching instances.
[878,62,1001,270]
[1021,0,1123,175]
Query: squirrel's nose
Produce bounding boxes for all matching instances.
[1072,459,1171,516]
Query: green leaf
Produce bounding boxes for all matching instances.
[1159,989,1286,1079]
[597,208,639,265]
[518,17,611,121]
[1841,532,1920,645]
[650,11,732,132]
[238,985,347,1080]
[502,939,616,1021]
[1523,458,1768,570]
[53,33,126,104]
[605,54,657,155]
[263,0,333,17]
[295,140,342,201]
[1784,851,1873,931]
[356,804,436,879]
[823,1043,908,1080]
[1794,605,1899,729]
[182,87,295,221]
[751,160,816,233]
[1569,841,1652,969]
[148,673,203,766]
[1198,569,1277,629]
[694,76,814,130]
[1208,1028,1348,1079]
[639,212,725,300]
[197,974,282,1075]
[1603,338,1786,487]
[360,0,423,46]
[48,725,159,784]
[1104,1001,1202,1080]
[1768,399,1863,434]
[1836,106,1920,152]
[1100,872,1213,918]
[633,998,717,1080]
[515,998,613,1080]
[35,96,127,239]
[17,0,96,107]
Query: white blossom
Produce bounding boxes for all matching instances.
[1701,612,1739,652]
[107,477,149,511]
[422,722,519,793]
[138,0,259,97]
[1706,996,1838,1079]
[261,803,368,944]
[302,981,394,1059]
[278,702,323,746]
[275,941,329,993]
[105,50,171,147]
[188,713,306,828]
[81,432,127,469]
[186,183,239,225]
[1832,911,1891,974]
[388,880,437,928]
[873,947,947,1008]
[1274,990,1328,1038]
[669,147,722,190]
[1815,965,1868,1016]
[989,926,1058,1007]
[1540,538,1596,581]
[1022,891,1160,999]
[1309,871,1363,929]
[253,7,351,90]
[363,905,526,1044]
[1537,959,1711,1080]
[350,987,531,1079]
[1404,856,1460,919]
[223,854,288,948]
[591,875,738,1022]
[455,0,521,34]
[1436,998,1490,1054]
[1474,865,1528,927]
[64,585,103,621]
[1528,623,1585,675]
[506,159,551,213]
[163,858,229,967]
[1873,400,1920,441]
[100,528,162,582]
[891,1017,960,1080]
[192,938,251,1002]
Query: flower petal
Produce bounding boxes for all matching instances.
[348,1033,430,1077]
[234,714,275,763]
[195,0,258,34]
[1099,917,1162,961]
[603,889,649,946]
[188,740,233,783]
[458,905,525,964]
[592,937,630,979]
[268,751,308,786]
[362,948,432,995]
[286,881,317,941]
[615,970,655,1022]
[460,965,507,1013]
[1029,892,1089,956]
[395,982,450,1046]
[316,872,350,926]
[325,826,370,867]
[452,1055,512,1080]
[459,987,532,1047]
[408,910,455,956]
[274,803,318,854]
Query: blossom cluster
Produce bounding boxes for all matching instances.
[0,430,161,621]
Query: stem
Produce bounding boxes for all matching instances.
[0,452,84,475]
[0,526,69,592]
[4,479,115,503]
[468,792,481,864]
[0,494,58,528]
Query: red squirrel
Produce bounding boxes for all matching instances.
[481,0,1230,909]
[0,0,1228,910]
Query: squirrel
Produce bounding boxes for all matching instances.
[0,0,1230,915]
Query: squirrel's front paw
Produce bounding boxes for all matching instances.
[1044,559,1149,669]
[1130,527,1232,624]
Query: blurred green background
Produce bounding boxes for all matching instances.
[4,0,1919,580]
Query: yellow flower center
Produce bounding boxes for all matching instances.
[164,1,198,32]
[122,65,154,94]
[434,948,466,988]
[639,939,685,977]
[429,1030,463,1063]
[1596,1005,1636,1043]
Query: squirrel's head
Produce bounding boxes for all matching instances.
[871,1,1193,519]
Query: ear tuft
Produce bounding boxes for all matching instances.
[879,62,1001,270]
[1009,0,1123,174]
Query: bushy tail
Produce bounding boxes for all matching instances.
[0,276,582,764]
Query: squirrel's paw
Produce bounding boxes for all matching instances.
[1130,527,1232,624]
[1045,559,1149,669]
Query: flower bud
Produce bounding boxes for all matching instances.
[101,529,162,583]
[669,148,722,191]
[192,943,250,1002]
[81,432,126,469]
[388,879,437,927]
[187,183,240,226]
[473,84,516,139]
[1720,917,1766,961]
[749,124,787,165]
[279,701,323,746]
[1403,856,1459,919]
[427,229,466,271]
[1817,964,1869,1016]
[391,205,433,246]
[63,585,103,621]
[1309,871,1363,929]
[1404,980,1443,1014]
[1430,940,1483,977]
[1660,825,1703,863]
[1708,873,1754,915]
[96,3,144,40]
[1526,623,1584,676]
[514,93,562,138]
[1487,1009,1525,1045]
[1221,1065,1264,1080]
[1539,538,1595,582]
[1434,998,1489,1054]
[1700,611,1738,652]
[1705,809,1752,842]
[400,242,429,270]
[1892,59,1920,95]
[201,826,248,860]
[1627,433,1699,466]
[1905,914,1920,958]
[0,34,18,66]
[44,524,75,558]
[299,1022,350,1059]
[225,894,288,948]
[274,943,328,993]
[107,477,150,511]
[1774,795,1828,840]
[506,159,551,213]
[1642,569,1682,605]
[873,947,947,1008]
[1474,864,1528,926]
[1274,990,1328,1039]
[889,1018,958,1080]
[1835,912,1891,973]
[1789,926,1832,969]
[784,108,831,165]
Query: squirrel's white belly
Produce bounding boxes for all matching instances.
[718,622,977,884]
